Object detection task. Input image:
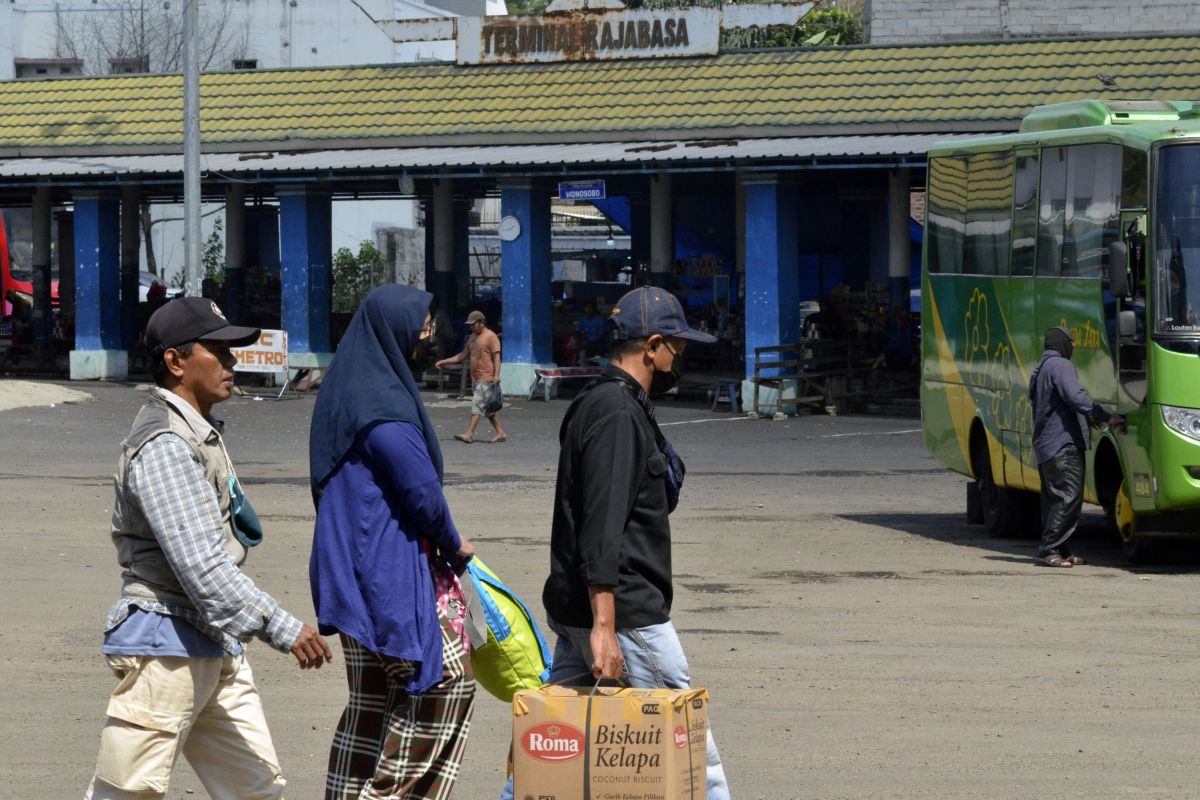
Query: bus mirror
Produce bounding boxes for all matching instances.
[1118,309,1137,339]
[1108,241,1131,298]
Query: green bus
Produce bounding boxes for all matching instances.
[921,99,1200,559]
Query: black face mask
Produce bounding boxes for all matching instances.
[408,338,435,374]
[649,342,683,397]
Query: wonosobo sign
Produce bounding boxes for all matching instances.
[232,330,288,374]
[559,180,606,201]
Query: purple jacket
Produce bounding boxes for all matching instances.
[1028,350,1111,464]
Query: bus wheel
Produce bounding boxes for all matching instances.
[1110,480,1157,563]
[973,441,1027,538]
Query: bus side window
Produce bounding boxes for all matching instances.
[1065,143,1121,279]
[964,151,1013,276]
[1037,147,1068,277]
[1010,153,1039,276]
[927,156,968,274]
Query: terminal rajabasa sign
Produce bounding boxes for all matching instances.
[367,1,812,66]
[458,7,716,64]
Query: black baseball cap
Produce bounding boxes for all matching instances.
[610,287,717,344]
[145,297,261,352]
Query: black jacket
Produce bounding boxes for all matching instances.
[543,366,673,629]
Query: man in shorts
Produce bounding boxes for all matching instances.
[436,309,508,443]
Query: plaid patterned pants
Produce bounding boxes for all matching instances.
[326,616,475,800]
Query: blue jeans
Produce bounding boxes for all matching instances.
[500,619,730,800]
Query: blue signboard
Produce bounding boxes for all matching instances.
[558,180,607,201]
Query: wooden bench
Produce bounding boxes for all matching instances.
[751,341,874,416]
[435,363,472,397]
[528,366,602,401]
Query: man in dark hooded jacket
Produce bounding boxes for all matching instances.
[1029,326,1125,567]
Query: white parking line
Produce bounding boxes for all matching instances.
[821,428,922,438]
[658,416,754,427]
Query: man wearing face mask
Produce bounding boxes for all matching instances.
[1029,325,1125,568]
[539,287,731,799]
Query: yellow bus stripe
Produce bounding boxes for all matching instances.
[926,285,973,468]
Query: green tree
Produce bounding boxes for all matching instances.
[505,0,549,13]
[721,5,863,50]
[332,241,388,313]
[202,217,225,286]
[794,7,863,45]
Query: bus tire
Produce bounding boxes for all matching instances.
[972,438,1030,538]
[966,481,983,525]
[1105,478,1159,564]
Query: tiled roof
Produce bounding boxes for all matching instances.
[1,34,1198,156]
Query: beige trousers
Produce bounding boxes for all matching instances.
[84,653,286,800]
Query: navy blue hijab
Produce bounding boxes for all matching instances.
[309,285,441,505]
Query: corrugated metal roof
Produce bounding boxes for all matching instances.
[0,134,988,179]
[0,35,1196,156]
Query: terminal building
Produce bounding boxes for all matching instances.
[1,5,1198,399]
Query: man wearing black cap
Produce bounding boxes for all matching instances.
[539,287,730,799]
[1029,325,1125,568]
[85,298,331,800]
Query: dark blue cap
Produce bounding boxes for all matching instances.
[609,287,717,344]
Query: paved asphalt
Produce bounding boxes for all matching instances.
[4,380,1200,799]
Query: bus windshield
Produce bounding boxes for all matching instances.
[1155,143,1200,335]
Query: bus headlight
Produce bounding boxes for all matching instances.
[1161,405,1200,441]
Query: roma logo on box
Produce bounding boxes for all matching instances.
[522,722,585,763]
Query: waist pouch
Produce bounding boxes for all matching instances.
[229,475,263,548]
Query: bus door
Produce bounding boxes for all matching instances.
[1114,211,1148,405]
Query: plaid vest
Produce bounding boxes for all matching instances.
[111,392,245,610]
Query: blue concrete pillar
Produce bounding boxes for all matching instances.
[499,181,553,396]
[70,190,127,379]
[278,187,332,372]
[742,175,800,405]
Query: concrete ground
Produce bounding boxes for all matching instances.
[3,380,1200,799]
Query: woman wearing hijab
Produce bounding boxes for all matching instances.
[309,285,476,800]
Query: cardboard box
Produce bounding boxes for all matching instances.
[512,684,709,800]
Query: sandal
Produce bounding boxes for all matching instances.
[490,435,508,444]
[453,434,474,444]
[1064,555,1085,566]
[1038,555,1073,568]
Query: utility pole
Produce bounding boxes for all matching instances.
[183,0,201,297]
